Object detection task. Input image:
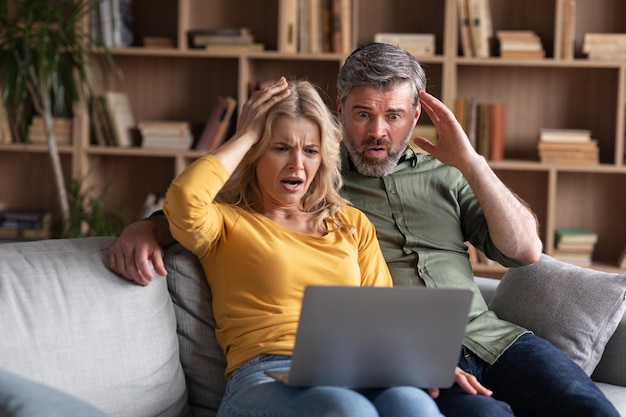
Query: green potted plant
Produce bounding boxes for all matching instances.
[0,0,118,236]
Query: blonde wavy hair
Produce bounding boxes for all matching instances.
[217,79,352,234]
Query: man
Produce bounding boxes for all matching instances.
[109,43,618,417]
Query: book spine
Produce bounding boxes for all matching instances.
[489,103,505,161]
[278,0,298,53]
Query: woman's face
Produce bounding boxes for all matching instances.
[255,116,322,211]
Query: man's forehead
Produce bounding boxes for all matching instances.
[346,84,413,111]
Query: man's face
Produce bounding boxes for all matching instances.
[338,82,420,177]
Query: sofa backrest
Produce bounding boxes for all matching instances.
[0,237,190,417]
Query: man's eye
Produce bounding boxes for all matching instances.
[388,114,400,121]
[357,112,368,119]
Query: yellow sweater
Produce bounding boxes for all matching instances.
[164,155,393,376]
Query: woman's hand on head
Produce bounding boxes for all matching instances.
[236,77,291,143]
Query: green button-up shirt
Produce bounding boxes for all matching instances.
[342,148,529,364]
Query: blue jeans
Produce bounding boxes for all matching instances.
[435,333,620,417]
[217,354,443,417]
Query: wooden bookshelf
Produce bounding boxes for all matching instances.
[2,0,626,274]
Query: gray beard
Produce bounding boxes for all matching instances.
[343,135,408,177]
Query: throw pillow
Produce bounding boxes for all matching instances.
[164,243,227,417]
[0,368,112,417]
[488,253,626,375]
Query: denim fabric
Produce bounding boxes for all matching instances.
[217,355,443,417]
[435,334,620,417]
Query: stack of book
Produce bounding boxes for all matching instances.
[0,208,52,241]
[374,33,435,57]
[553,228,598,267]
[538,128,599,165]
[583,33,626,60]
[496,30,545,59]
[138,121,193,150]
[28,116,72,145]
[187,27,264,52]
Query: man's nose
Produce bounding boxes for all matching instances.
[368,117,387,138]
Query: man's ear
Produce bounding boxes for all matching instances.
[415,102,422,121]
[413,102,421,129]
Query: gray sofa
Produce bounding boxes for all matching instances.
[1,236,625,416]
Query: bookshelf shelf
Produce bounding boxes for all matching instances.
[2,0,626,273]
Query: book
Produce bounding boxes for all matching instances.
[98,0,114,47]
[305,0,324,53]
[331,0,353,53]
[278,0,298,53]
[111,0,133,47]
[91,95,117,146]
[27,117,72,145]
[476,103,491,158]
[497,31,544,59]
[143,36,175,48]
[561,0,576,59]
[538,138,599,165]
[555,228,598,246]
[30,116,72,133]
[500,50,545,59]
[95,0,132,47]
[207,96,237,151]
[457,0,474,57]
[204,43,265,53]
[104,91,136,147]
[552,250,592,267]
[374,33,436,57]
[137,120,191,134]
[195,97,226,150]
[0,208,51,230]
[138,120,193,150]
[583,33,626,60]
[540,128,592,143]
[187,28,254,48]
[489,102,505,161]
[538,140,598,152]
[467,0,493,58]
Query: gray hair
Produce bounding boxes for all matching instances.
[337,43,427,108]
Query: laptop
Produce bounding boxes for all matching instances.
[265,285,473,388]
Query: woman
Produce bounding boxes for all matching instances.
[163,77,443,417]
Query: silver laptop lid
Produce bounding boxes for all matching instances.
[285,285,473,388]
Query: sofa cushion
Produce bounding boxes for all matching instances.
[0,237,190,417]
[164,243,227,417]
[0,368,112,417]
[489,253,626,375]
